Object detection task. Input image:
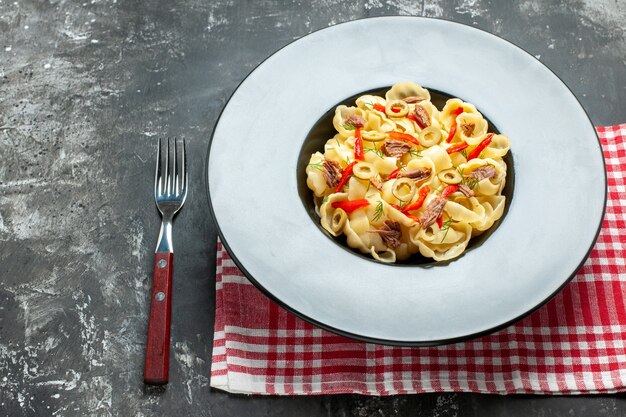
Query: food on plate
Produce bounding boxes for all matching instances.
[305,82,510,262]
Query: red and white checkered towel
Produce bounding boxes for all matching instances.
[210,124,626,395]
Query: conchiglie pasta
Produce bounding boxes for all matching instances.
[306,152,328,197]
[371,156,398,176]
[411,221,473,262]
[440,99,480,128]
[365,110,395,133]
[421,145,453,173]
[356,94,385,110]
[456,113,488,145]
[481,134,510,159]
[319,193,348,235]
[472,195,506,232]
[333,106,368,137]
[306,82,511,263]
[393,118,417,134]
[385,81,431,102]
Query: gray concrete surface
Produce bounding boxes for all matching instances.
[0,0,624,416]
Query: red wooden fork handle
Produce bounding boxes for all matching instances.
[144,252,173,385]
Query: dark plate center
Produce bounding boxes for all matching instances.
[296,86,515,266]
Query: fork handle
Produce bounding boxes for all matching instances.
[144,252,173,385]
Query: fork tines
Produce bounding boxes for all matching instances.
[155,137,187,199]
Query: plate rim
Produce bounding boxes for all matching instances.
[204,15,607,346]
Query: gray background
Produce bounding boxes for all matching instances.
[0,0,624,416]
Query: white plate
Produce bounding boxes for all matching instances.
[207,17,606,345]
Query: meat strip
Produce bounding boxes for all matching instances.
[419,197,446,228]
[344,114,366,128]
[467,165,496,181]
[371,220,402,248]
[398,167,431,182]
[460,122,475,137]
[413,105,431,127]
[457,184,474,197]
[322,159,341,188]
[402,96,425,104]
[370,176,383,191]
[381,139,411,157]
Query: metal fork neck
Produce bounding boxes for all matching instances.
[155,218,174,253]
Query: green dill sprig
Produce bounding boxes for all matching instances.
[462,177,479,190]
[308,161,324,171]
[343,123,356,131]
[365,146,384,158]
[457,167,479,190]
[408,149,422,158]
[440,218,458,243]
[460,149,468,159]
[373,200,384,222]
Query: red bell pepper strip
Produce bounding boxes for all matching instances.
[436,185,459,227]
[445,107,465,143]
[441,184,459,199]
[387,167,401,180]
[406,113,425,129]
[390,107,401,113]
[373,103,386,113]
[354,127,364,161]
[445,123,458,143]
[446,141,469,154]
[331,199,369,214]
[466,133,494,161]
[334,161,358,193]
[390,204,420,222]
[436,215,443,229]
[402,186,431,212]
[403,212,421,223]
[387,131,420,146]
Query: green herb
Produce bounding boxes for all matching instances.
[457,167,479,190]
[408,149,422,158]
[308,161,324,171]
[365,146,384,158]
[462,177,479,190]
[440,218,458,243]
[460,149,468,159]
[343,123,356,131]
[373,201,384,222]
[322,195,329,205]
[335,137,341,147]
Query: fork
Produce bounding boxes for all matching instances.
[144,137,188,385]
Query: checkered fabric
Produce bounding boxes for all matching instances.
[210,125,626,395]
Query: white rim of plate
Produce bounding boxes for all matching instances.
[206,16,606,345]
